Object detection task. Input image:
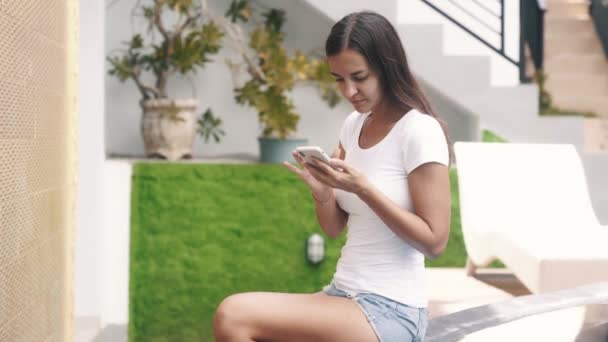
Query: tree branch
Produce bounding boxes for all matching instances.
[152,0,170,41]
[175,10,201,38]
[207,9,266,83]
[151,0,172,97]
[131,66,161,99]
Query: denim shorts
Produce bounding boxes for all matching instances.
[323,283,428,342]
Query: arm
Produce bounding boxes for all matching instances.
[357,162,451,259]
[312,145,348,239]
[283,144,348,239]
[311,159,450,258]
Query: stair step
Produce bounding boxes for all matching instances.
[550,95,608,117]
[545,74,608,101]
[546,0,589,5]
[584,118,608,151]
[413,54,491,92]
[304,0,398,23]
[399,24,444,57]
[545,33,605,55]
[545,17,595,36]
[462,84,539,121]
[545,53,608,75]
[546,1,590,19]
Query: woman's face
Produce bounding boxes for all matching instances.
[327,49,384,113]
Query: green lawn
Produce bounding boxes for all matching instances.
[482,129,507,142]
[129,163,477,341]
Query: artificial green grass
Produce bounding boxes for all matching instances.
[482,129,507,143]
[129,163,478,341]
[424,168,466,267]
[473,131,507,268]
[129,164,347,341]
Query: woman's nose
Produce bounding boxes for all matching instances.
[342,81,358,98]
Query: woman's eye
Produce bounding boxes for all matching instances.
[335,78,344,83]
[353,76,368,82]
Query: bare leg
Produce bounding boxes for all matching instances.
[213,291,379,342]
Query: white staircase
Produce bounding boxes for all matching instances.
[303,0,606,150]
[544,0,608,118]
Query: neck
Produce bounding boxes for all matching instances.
[370,100,409,124]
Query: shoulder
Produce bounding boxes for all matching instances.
[401,110,443,133]
[396,109,445,144]
[400,109,450,172]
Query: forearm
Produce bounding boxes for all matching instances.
[312,189,348,239]
[357,185,447,258]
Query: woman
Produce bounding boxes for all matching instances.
[214,11,451,342]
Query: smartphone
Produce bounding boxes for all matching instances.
[295,146,332,165]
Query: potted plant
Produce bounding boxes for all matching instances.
[215,0,340,163]
[107,0,225,160]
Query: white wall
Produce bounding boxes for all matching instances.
[398,0,520,86]
[105,0,352,159]
[76,0,105,319]
[77,0,134,331]
[99,161,132,328]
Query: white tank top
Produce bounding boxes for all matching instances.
[332,109,449,308]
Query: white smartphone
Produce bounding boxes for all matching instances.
[295,146,332,165]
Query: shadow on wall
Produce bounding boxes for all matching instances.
[92,325,127,342]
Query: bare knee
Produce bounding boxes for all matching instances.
[214,294,255,341]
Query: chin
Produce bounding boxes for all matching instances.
[353,103,371,113]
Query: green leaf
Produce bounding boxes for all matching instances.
[197,108,225,144]
[234,79,263,106]
[225,0,250,23]
[107,54,139,81]
[166,0,193,13]
[263,9,286,34]
[131,34,144,50]
[249,28,270,52]
[142,6,155,20]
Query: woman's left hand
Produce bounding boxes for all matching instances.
[306,158,370,195]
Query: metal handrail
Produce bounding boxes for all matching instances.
[421,0,517,66]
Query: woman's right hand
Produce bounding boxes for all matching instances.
[283,151,332,200]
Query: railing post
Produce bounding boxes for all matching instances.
[519,0,527,83]
[500,0,505,54]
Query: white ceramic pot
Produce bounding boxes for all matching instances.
[141,98,198,160]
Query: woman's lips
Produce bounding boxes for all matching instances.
[351,99,366,105]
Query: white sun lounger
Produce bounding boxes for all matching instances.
[454,142,608,293]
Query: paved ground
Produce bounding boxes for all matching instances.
[428,267,530,319]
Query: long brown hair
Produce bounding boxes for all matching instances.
[325,11,452,161]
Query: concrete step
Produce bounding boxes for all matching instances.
[546,0,588,4]
[402,24,494,92]
[399,24,444,58]
[545,17,596,36]
[545,53,608,75]
[551,95,608,117]
[304,0,397,23]
[462,84,539,121]
[545,33,605,55]
[545,74,608,99]
[483,114,588,147]
[584,118,608,151]
[546,1,590,19]
[412,54,491,93]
